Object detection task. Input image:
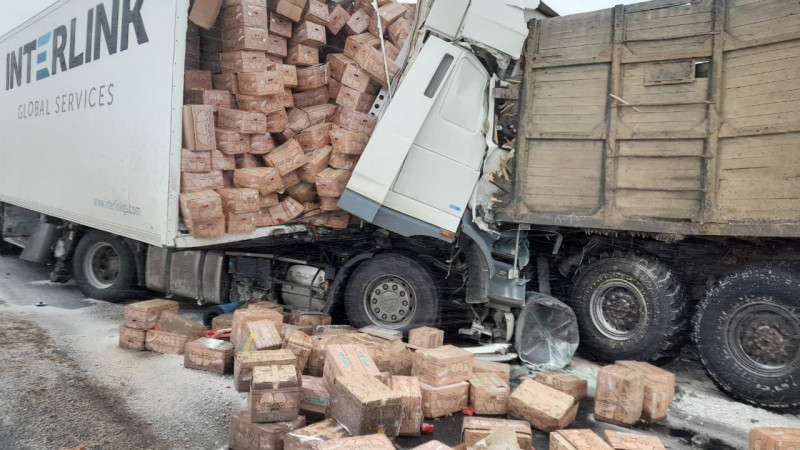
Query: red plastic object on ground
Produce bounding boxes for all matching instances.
[462,406,475,416]
[421,423,434,434]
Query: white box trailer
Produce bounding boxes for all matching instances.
[0,0,301,249]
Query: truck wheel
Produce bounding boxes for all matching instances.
[73,231,138,302]
[344,253,438,331]
[693,267,800,411]
[570,251,687,364]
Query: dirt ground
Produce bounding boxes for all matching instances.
[1,252,799,450]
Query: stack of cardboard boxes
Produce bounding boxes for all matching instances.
[179,0,417,239]
[119,299,211,355]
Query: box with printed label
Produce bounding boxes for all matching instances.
[412,344,473,387]
[249,365,302,423]
[330,375,403,436]
[229,413,305,450]
[461,417,532,450]
[184,337,235,373]
[420,380,468,418]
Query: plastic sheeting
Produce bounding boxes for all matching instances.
[515,292,579,371]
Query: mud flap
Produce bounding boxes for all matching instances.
[515,292,579,370]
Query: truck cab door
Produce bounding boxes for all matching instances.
[339,36,490,241]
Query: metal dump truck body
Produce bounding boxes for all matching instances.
[502,0,800,237]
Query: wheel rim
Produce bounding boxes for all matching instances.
[589,279,647,340]
[727,300,800,377]
[83,242,120,289]
[363,275,417,329]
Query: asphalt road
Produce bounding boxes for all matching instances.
[0,251,798,449]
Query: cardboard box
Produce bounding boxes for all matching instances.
[276,0,306,22]
[603,430,665,450]
[469,372,509,415]
[124,299,179,330]
[216,129,251,155]
[616,361,674,423]
[226,211,257,234]
[234,349,299,392]
[318,196,339,212]
[289,311,332,327]
[291,21,326,48]
[408,327,443,349]
[297,123,332,152]
[287,44,320,67]
[218,108,268,134]
[389,340,413,375]
[236,93,284,114]
[271,63,299,87]
[259,193,280,209]
[211,150,236,171]
[293,87,328,109]
[329,128,369,156]
[250,133,277,154]
[269,11,293,38]
[328,152,359,171]
[181,148,211,173]
[300,375,331,415]
[264,35,288,58]
[265,109,290,132]
[343,33,381,60]
[189,0,224,29]
[354,45,399,87]
[237,71,284,96]
[411,344,473,387]
[183,105,217,151]
[323,344,382,389]
[249,365,301,423]
[180,191,224,226]
[264,139,306,175]
[184,89,234,113]
[281,175,304,197]
[182,171,225,193]
[388,376,423,436]
[219,2,268,30]
[359,326,402,342]
[212,313,234,330]
[472,360,511,385]
[222,26,270,52]
[119,325,146,350]
[420,380,469,418]
[283,418,350,450]
[316,435,395,450]
[330,375,403,436]
[213,72,239,94]
[334,107,377,135]
[462,417,532,450]
[340,63,378,94]
[187,216,227,238]
[329,77,341,100]
[315,168,351,198]
[335,85,375,113]
[508,379,578,432]
[145,330,193,354]
[325,4,349,34]
[247,319,283,350]
[217,188,260,213]
[552,429,612,450]
[345,8,370,35]
[749,428,800,450]
[534,370,588,402]
[595,365,644,426]
[231,307,286,349]
[303,212,349,230]
[304,0,329,25]
[302,104,337,126]
[185,70,214,92]
[229,412,305,450]
[220,50,271,74]
[296,64,329,91]
[234,167,283,195]
[184,337,236,373]
[256,209,276,227]
[326,54,355,82]
[285,182,316,203]
[296,147,331,183]
[156,311,207,337]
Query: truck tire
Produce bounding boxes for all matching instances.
[344,253,438,331]
[570,251,687,364]
[693,267,800,411]
[73,231,139,302]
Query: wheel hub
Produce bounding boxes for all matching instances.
[590,279,646,340]
[84,242,120,289]
[733,304,800,372]
[365,277,415,326]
